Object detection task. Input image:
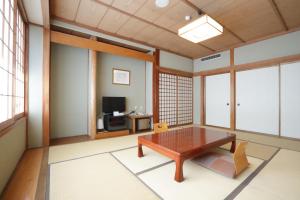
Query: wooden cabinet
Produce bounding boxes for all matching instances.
[280,61,300,139]
[205,73,230,128]
[236,67,279,135]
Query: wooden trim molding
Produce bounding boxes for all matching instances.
[152,49,160,123]
[50,31,154,62]
[24,24,29,147]
[230,49,235,130]
[230,69,236,131]
[41,0,50,28]
[159,67,193,77]
[194,66,232,77]
[234,54,300,71]
[17,0,28,23]
[42,28,50,146]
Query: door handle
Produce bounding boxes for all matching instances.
[226,103,230,106]
[237,103,240,106]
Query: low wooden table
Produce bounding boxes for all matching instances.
[128,114,152,133]
[138,127,236,182]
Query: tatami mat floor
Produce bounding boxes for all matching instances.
[48,128,300,200]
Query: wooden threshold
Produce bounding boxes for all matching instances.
[50,135,91,146]
[1,148,44,200]
[95,130,130,139]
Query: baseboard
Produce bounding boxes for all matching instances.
[95,130,129,139]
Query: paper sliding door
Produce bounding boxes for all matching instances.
[280,61,300,139]
[205,73,231,128]
[236,66,279,135]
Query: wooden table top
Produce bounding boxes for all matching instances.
[138,127,235,155]
[128,114,153,119]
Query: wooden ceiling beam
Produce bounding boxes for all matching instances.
[181,0,246,43]
[93,0,216,52]
[50,30,155,62]
[51,15,195,59]
[268,0,288,31]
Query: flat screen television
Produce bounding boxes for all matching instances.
[102,97,126,113]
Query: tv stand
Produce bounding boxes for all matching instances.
[103,114,128,131]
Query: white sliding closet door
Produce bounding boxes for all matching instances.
[281,61,300,139]
[236,66,279,135]
[205,73,230,128]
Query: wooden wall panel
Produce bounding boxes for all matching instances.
[51,0,81,20]
[156,1,198,32]
[134,24,163,41]
[97,9,130,33]
[274,0,300,29]
[135,0,179,22]
[75,0,108,27]
[112,0,147,14]
[208,0,284,40]
[201,30,241,51]
[117,17,148,38]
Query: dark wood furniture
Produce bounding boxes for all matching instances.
[138,127,236,182]
[128,114,153,133]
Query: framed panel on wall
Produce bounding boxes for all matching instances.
[113,68,130,85]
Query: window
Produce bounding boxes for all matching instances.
[0,0,25,127]
[159,72,193,126]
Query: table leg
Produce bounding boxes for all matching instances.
[138,143,144,157]
[132,118,136,134]
[174,157,184,182]
[230,140,236,153]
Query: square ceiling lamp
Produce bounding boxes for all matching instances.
[178,14,223,43]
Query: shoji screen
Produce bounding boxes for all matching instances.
[159,73,193,126]
[177,76,193,125]
[281,61,300,139]
[159,73,177,126]
[205,73,231,128]
[236,66,279,135]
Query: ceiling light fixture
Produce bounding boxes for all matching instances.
[178,14,223,43]
[155,0,169,8]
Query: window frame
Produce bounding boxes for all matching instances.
[0,0,27,133]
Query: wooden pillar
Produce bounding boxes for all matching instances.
[152,49,160,123]
[88,37,97,139]
[230,48,236,130]
[42,28,50,146]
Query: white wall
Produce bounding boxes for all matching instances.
[193,76,200,124]
[50,43,89,139]
[28,25,43,147]
[160,50,193,72]
[145,61,153,114]
[0,119,26,194]
[97,53,146,115]
[235,30,300,65]
[193,50,230,72]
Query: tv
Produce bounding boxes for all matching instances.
[102,97,126,114]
